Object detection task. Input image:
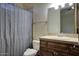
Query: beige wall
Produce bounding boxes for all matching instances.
[33,5,48,40]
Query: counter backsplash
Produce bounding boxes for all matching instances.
[48,33,78,38]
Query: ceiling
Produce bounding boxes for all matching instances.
[15,3,50,10]
[15,3,33,10]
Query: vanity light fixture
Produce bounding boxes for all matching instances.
[49,3,73,10]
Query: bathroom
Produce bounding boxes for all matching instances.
[0,3,79,56]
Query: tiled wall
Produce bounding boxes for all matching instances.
[33,6,48,40]
[33,22,48,40]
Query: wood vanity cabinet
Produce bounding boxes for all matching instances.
[39,39,79,56]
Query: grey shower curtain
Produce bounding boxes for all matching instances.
[0,4,32,56]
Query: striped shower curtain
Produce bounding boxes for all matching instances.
[0,3,32,56]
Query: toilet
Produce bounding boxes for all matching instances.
[23,40,40,56]
[33,40,40,50]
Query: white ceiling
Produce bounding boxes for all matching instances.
[15,3,50,10]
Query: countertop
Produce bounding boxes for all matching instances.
[40,36,79,45]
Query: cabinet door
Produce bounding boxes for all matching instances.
[54,50,69,56]
[69,45,79,56]
[40,50,52,56]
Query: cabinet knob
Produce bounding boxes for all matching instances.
[73,45,76,48]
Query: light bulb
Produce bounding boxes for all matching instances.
[49,3,67,10]
[69,3,73,6]
[54,6,58,10]
[53,4,59,10]
[72,6,74,9]
[60,3,65,8]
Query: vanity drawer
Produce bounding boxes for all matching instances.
[48,42,69,48]
[47,42,69,52]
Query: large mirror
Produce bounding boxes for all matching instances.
[47,3,77,34]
